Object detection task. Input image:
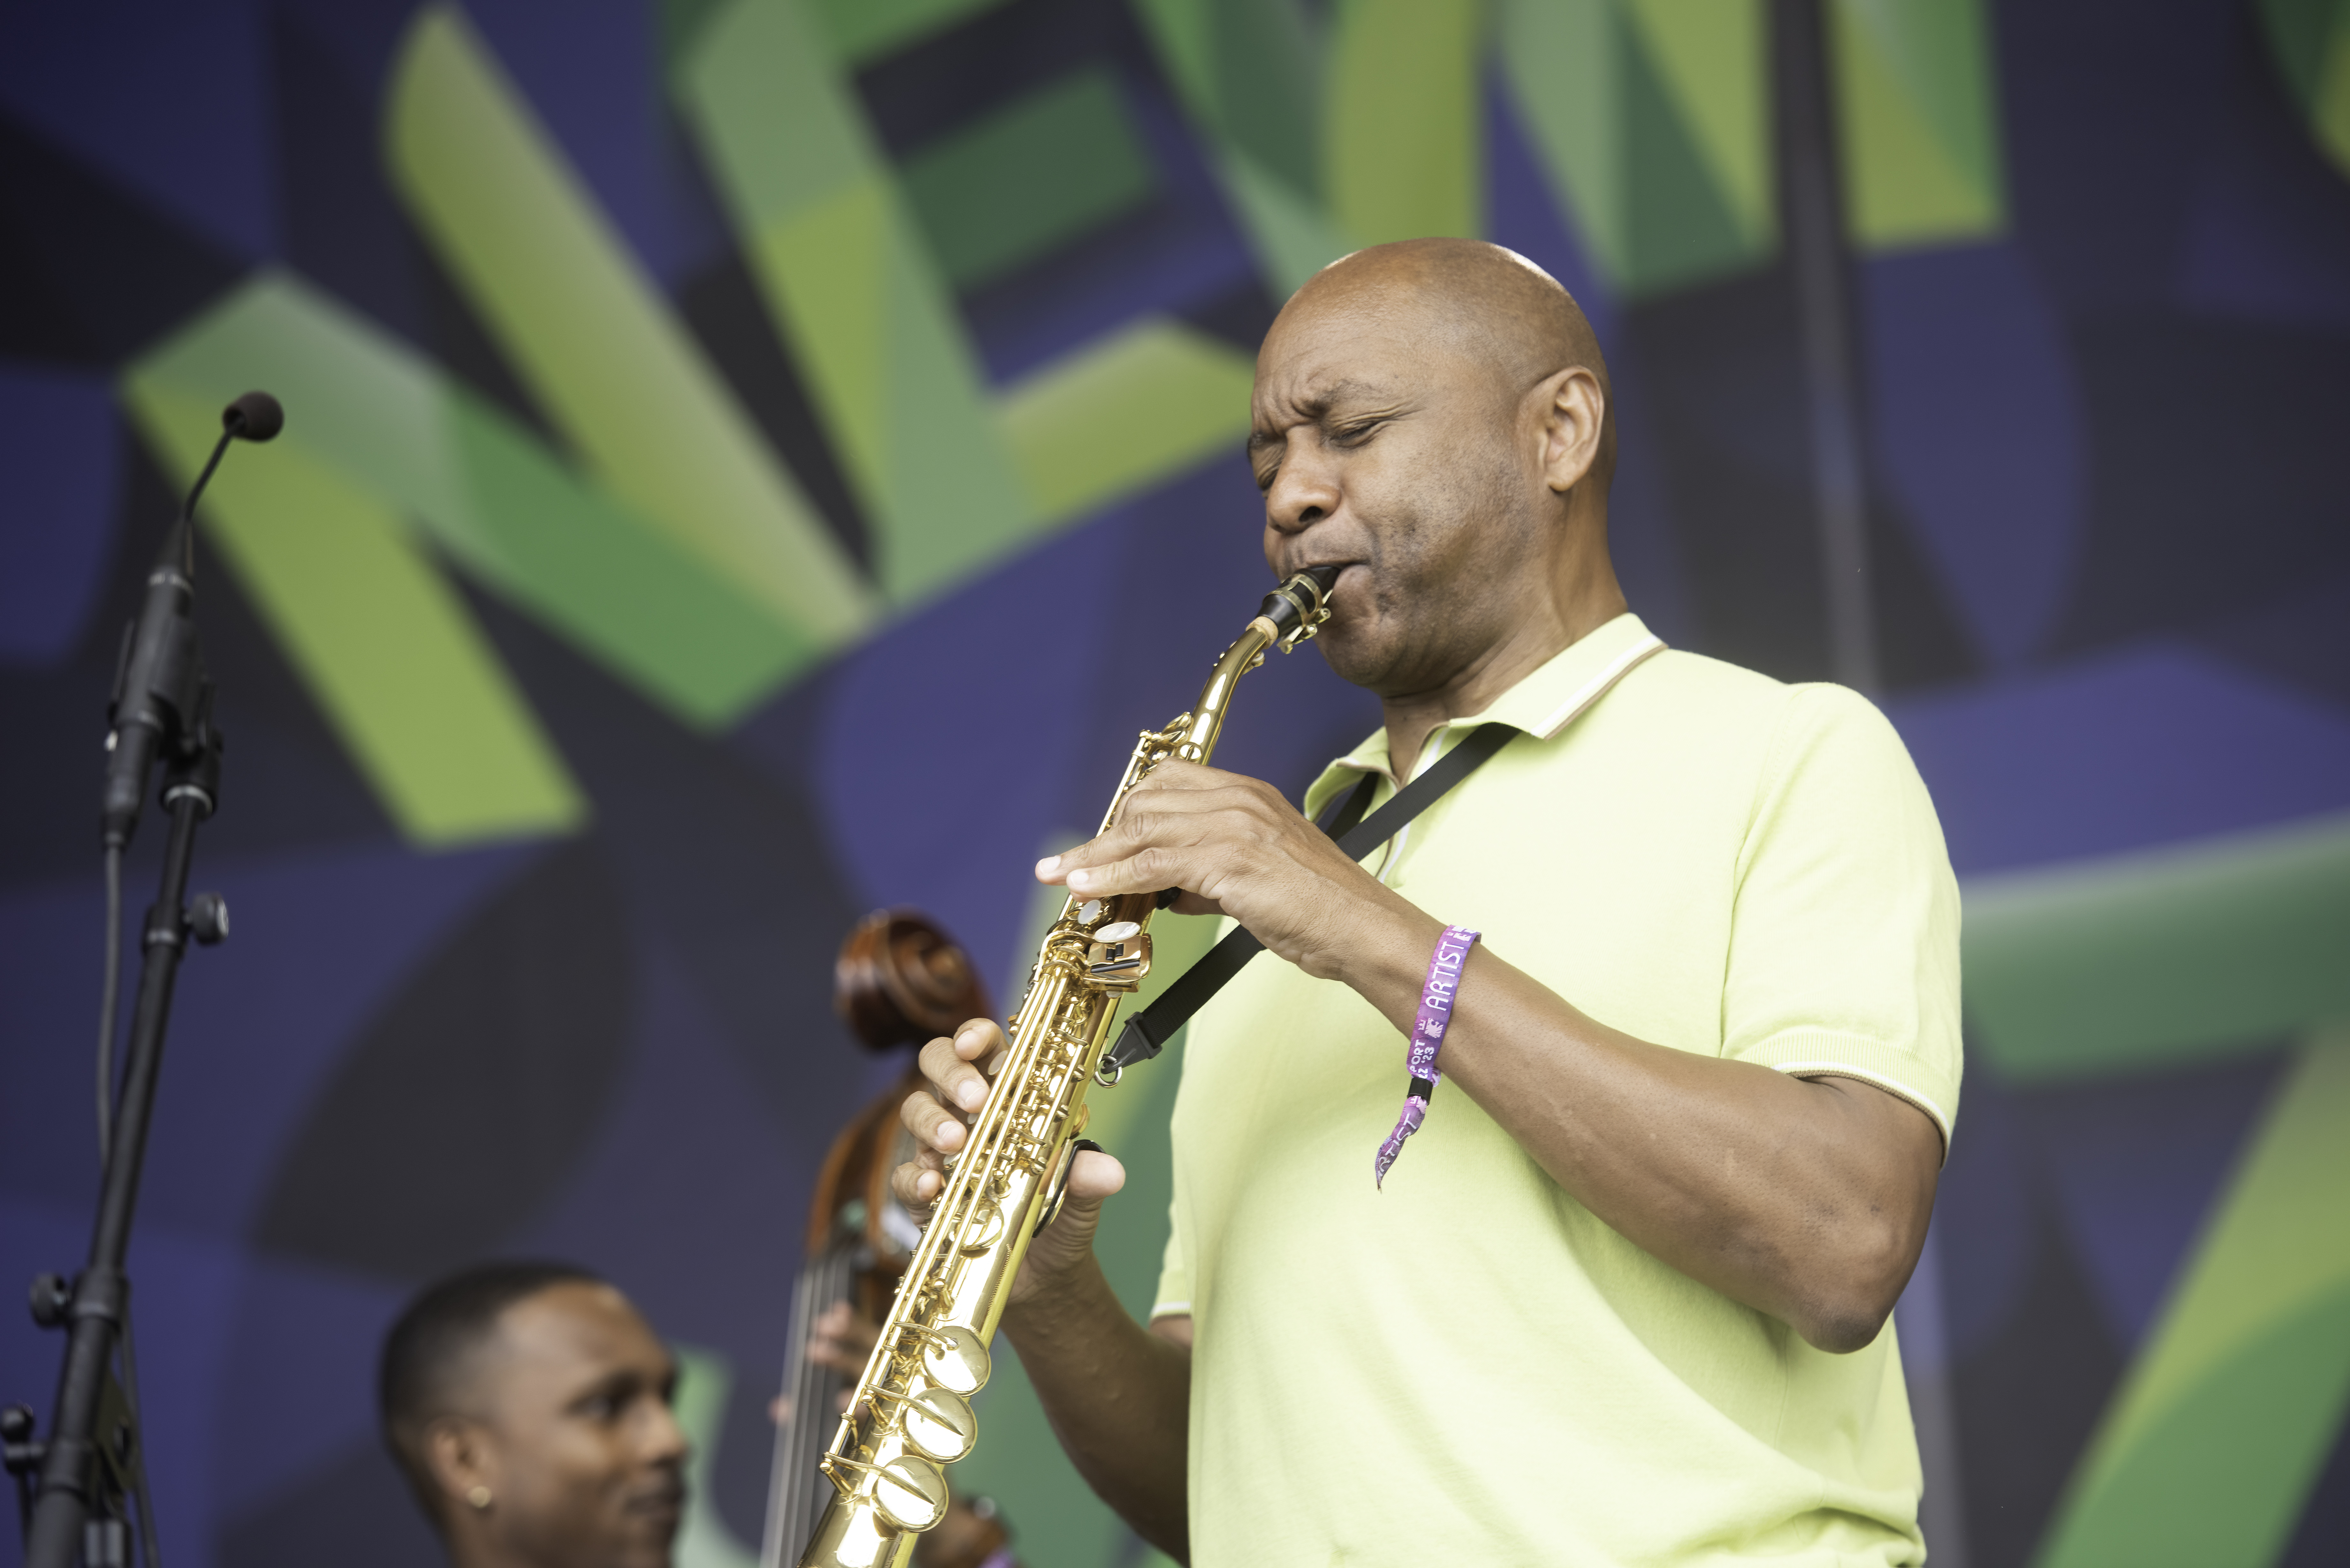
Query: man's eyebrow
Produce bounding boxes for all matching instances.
[566,1367,646,1410]
[1248,379,1384,449]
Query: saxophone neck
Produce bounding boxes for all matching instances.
[1173,622,1275,765]
[1173,567,1342,765]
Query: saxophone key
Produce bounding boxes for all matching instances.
[955,1199,1005,1255]
[895,1321,990,1395]
[899,1385,977,1462]
[820,1451,949,1535]
[1086,931,1152,988]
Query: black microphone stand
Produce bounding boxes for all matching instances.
[4,394,279,1568]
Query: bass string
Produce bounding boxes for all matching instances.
[773,1240,856,1565]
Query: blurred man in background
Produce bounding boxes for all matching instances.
[379,1262,688,1568]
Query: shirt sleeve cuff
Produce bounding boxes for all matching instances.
[1152,1259,1191,1323]
[1735,1029,1958,1161]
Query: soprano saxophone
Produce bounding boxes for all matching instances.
[797,565,1342,1568]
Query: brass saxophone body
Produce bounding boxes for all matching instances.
[797,567,1341,1568]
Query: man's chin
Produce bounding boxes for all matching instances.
[612,1500,684,1567]
[1315,625,1425,699]
[1313,623,1392,690]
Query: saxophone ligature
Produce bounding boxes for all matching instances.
[796,565,1342,1568]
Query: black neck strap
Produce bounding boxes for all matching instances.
[1103,722,1518,1073]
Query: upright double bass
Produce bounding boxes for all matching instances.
[762,911,1014,1568]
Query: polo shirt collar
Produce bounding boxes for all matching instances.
[1304,612,1662,817]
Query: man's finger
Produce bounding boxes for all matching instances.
[1029,1151,1127,1246]
[1065,1148,1126,1202]
[889,1156,944,1211]
[899,1087,970,1161]
[951,1017,1006,1062]
[1121,759,1234,794]
[917,1038,989,1115]
[1063,847,1191,900]
[1036,803,1206,882]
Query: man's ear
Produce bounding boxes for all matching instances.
[1535,366,1606,495]
[425,1414,498,1512]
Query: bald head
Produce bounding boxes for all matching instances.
[1247,236,1627,707]
[1276,238,1615,485]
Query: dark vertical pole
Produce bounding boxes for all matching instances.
[27,786,208,1567]
[1771,0,1880,694]
[1775,35,1967,1552]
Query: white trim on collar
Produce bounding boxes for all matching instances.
[1529,634,1668,739]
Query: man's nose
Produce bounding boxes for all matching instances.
[645,1402,691,1464]
[1269,425,1344,536]
[1265,435,1338,535]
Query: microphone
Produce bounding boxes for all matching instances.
[223,391,284,442]
[100,392,283,848]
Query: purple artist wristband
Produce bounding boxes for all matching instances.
[1374,923,1481,1188]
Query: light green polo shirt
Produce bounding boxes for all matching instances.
[1152,613,1961,1566]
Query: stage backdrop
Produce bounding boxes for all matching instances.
[4,2,2347,1564]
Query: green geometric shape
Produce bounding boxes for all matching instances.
[810,0,1012,65]
[1324,0,1484,246]
[1829,0,2005,251]
[2260,0,2343,96]
[1963,812,2350,1083]
[662,0,738,66]
[128,273,817,728]
[1132,0,1218,131]
[673,0,1041,607]
[385,5,873,649]
[1144,0,1495,283]
[998,318,1259,524]
[2256,0,2350,182]
[119,378,586,849]
[1498,0,1629,278]
[1620,9,1764,294]
[671,1345,758,1568]
[1499,0,1772,298]
[1215,147,1358,297]
[2322,19,2350,175]
[1135,0,1323,201]
[2037,1032,2350,1568]
[1625,0,1772,246]
[900,68,1158,290]
[1134,0,1341,292]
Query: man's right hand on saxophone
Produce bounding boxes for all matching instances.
[892,1017,1133,1317]
[893,239,1958,1568]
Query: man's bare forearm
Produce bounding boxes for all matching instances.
[1001,1253,1191,1558]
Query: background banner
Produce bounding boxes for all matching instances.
[2,2,2346,1564]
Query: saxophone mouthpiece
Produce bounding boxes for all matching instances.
[1262,566,1343,651]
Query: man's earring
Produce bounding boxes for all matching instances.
[467,1485,492,1511]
